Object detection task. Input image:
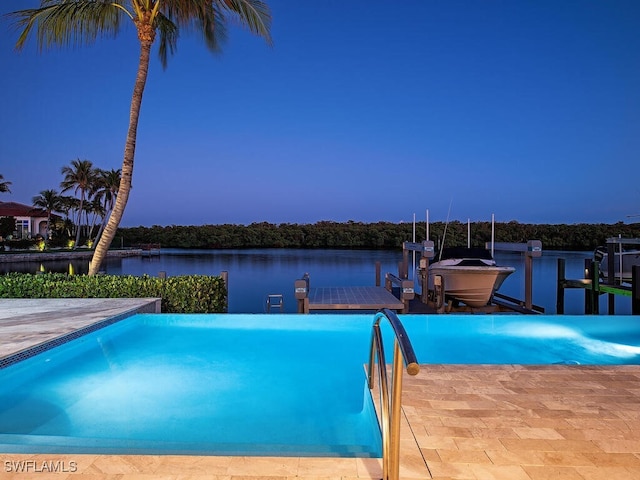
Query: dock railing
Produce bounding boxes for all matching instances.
[367,308,420,480]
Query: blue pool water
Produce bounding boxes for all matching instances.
[0,315,381,457]
[400,314,640,365]
[1,313,639,456]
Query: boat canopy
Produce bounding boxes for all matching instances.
[436,247,494,261]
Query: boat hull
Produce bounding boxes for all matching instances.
[428,265,515,307]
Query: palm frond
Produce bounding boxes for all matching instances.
[6,0,124,52]
[155,12,180,69]
[161,0,227,55]
[221,0,272,46]
[194,1,227,55]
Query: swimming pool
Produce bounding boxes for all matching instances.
[1,313,639,456]
[400,314,640,365]
[0,314,381,457]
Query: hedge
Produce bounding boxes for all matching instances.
[0,273,227,313]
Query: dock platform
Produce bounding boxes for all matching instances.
[305,286,405,312]
[295,273,413,313]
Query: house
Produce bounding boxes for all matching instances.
[0,201,51,239]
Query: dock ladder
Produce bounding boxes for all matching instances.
[265,294,284,313]
[367,308,420,480]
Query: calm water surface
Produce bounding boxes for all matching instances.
[2,248,632,315]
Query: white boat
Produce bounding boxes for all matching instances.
[426,247,515,307]
[594,246,640,283]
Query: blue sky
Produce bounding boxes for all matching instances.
[1,0,639,227]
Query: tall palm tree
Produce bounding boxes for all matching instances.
[32,189,62,244]
[7,1,272,275]
[0,174,11,194]
[60,159,96,248]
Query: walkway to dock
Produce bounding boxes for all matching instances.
[304,286,406,312]
[295,272,415,313]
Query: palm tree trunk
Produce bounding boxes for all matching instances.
[89,39,152,275]
[74,195,84,248]
[93,197,113,248]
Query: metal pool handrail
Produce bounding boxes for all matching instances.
[367,308,420,480]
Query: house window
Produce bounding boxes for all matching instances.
[16,220,30,239]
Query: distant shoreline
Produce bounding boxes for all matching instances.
[0,249,142,264]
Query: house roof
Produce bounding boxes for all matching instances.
[0,201,49,218]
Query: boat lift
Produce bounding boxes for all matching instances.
[400,240,543,314]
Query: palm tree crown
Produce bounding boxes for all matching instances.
[32,189,63,243]
[0,174,11,194]
[6,1,272,274]
[60,158,96,247]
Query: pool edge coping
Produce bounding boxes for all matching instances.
[0,298,160,369]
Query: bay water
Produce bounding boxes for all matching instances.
[1,248,632,315]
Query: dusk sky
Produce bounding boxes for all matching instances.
[1,0,639,227]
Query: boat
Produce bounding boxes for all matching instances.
[594,245,640,283]
[425,247,515,307]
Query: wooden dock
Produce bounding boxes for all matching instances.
[295,273,412,313]
[557,256,640,315]
[304,286,405,312]
[136,243,161,256]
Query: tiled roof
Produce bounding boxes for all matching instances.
[0,201,48,218]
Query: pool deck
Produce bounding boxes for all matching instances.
[1,300,639,479]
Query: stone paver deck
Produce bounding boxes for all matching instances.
[1,300,639,479]
[0,298,160,363]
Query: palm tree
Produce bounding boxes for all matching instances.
[58,195,80,239]
[92,168,121,246]
[0,174,11,194]
[7,1,272,275]
[32,189,62,245]
[60,159,96,248]
[85,197,106,243]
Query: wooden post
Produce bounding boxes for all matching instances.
[375,261,381,287]
[401,248,409,279]
[590,259,600,314]
[633,265,640,315]
[524,255,533,310]
[556,258,565,315]
[607,242,616,314]
[400,279,415,313]
[295,275,309,313]
[584,259,593,315]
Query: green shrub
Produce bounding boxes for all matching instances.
[0,273,227,313]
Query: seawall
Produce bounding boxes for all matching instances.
[0,249,143,264]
